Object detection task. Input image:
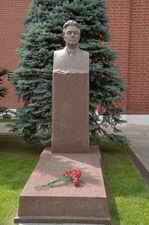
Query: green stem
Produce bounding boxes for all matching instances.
[38,175,72,187]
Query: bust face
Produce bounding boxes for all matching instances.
[64,26,80,47]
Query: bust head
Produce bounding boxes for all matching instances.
[63,20,81,49]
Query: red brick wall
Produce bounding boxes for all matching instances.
[107,0,131,112]
[0,0,149,114]
[0,0,31,108]
[127,0,149,114]
[108,0,149,114]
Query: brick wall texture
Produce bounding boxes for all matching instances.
[0,0,149,114]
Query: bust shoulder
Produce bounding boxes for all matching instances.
[54,49,64,57]
[79,49,89,57]
[54,47,89,57]
[53,47,89,73]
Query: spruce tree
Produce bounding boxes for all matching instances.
[12,0,126,146]
[0,68,8,113]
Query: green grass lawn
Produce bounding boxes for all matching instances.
[0,119,17,123]
[0,135,42,225]
[0,136,149,225]
[100,141,149,225]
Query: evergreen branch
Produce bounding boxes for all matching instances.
[89,112,107,135]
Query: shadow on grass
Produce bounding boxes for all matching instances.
[0,135,43,191]
[0,135,43,156]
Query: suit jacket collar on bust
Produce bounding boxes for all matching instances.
[64,46,80,57]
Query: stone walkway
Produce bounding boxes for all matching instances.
[0,122,10,134]
[120,125,149,184]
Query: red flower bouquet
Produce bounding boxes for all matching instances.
[37,169,81,188]
[62,169,81,187]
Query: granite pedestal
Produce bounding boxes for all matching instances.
[51,73,89,153]
[14,147,110,224]
[15,54,111,224]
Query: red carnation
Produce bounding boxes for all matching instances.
[63,169,81,187]
[37,169,81,188]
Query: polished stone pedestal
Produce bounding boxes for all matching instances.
[51,73,89,153]
[14,147,111,224]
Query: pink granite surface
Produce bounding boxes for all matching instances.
[15,147,110,224]
[51,73,89,153]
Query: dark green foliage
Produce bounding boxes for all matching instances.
[0,68,15,118]
[0,68,8,113]
[12,0,126,146]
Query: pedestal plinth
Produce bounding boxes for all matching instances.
[51,72,89,153]
[14,147,111,224]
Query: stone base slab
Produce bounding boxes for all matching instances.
[14,146,110,224]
